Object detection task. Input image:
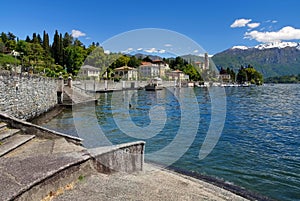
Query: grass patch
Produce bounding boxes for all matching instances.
[78,175,85,181]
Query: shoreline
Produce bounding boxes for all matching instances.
[163,164,275,201]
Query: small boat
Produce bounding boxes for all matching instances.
[145,78,163,91]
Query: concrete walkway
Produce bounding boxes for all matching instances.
[63,86,97,105]
[53,163,249,201]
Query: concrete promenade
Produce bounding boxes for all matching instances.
[53,163,249,201]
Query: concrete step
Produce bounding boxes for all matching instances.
[0,128,20,141]
[0,134,35,157]
[0,122,7,132]
[0,151,90,201]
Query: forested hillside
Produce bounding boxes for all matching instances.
[212,46,300,78]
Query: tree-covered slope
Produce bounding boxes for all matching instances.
[212,46,300,78]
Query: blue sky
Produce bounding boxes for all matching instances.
[1,0,300,55]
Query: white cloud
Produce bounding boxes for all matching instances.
[272,20,278,24]
[247,22,260,29]
[104,50,110,54]
[137,48,143,51]
[193,49,199,53]
[244,26,300,43]
[71,30,86,38]
[230,18,252,28]
[144,48,167,54]
[144,48,157,53]
[121,48,134,53]
[164,44,172,47]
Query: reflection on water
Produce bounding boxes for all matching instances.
[42,84,300,201]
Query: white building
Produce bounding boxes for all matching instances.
[114,66,138,80]
[138,61,170,79]
[166,69,189,81]
[78,65,100,79]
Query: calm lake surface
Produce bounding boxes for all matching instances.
[42,84,300,201]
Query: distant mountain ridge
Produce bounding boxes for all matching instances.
[212,42,300,78]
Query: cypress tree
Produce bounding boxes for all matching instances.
[42,30,50,52]
[52,30,60,64]
[59,33,64,65]
[25,35,31,42]
[43,30,51,62]
[37,34,42,45]
[63,32,73,48]
[32,33,38,43]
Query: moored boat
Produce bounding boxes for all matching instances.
[145,77,163,91]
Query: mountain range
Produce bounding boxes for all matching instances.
[212,42,300,78]
[126,42,300,78]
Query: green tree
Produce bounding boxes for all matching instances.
[128,56,141,67]
[1,32,8,44]
[183,64,202,81]
[0,38,5,53]
[63,32,73,48]
[64,45,86,74]
[52,30,62,64]
[237,65,263,85]
[7,32,16,41]
[42,31,50,53]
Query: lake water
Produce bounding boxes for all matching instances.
[42,84,300,201]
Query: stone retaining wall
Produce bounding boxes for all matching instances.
[0,73,57,120]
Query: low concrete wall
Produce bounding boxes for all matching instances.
[15,159,93,201]
[0,112,83,145]
[0,73,57,120]
[89,141,145,174]
[13,141,145,200]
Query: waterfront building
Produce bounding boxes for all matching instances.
[195,61,205,70]
[218,74,231,82]
[138,61,170,79]
[114,66,138,80]
[166,69,189,81]
[78,65,100,80]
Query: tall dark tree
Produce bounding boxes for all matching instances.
[32,33,38,43]
[52,30,61,64]
[59,33,64,65]
[42,31,50,53]
[63,32,73,48]
[25,36,31,43]
[128,56,141,67]
[37,34,42,45]
[142,56,152,63]
[7,32,16,41]
[73,38,83,47]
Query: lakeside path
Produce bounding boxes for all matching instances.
[53,163,249,201]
